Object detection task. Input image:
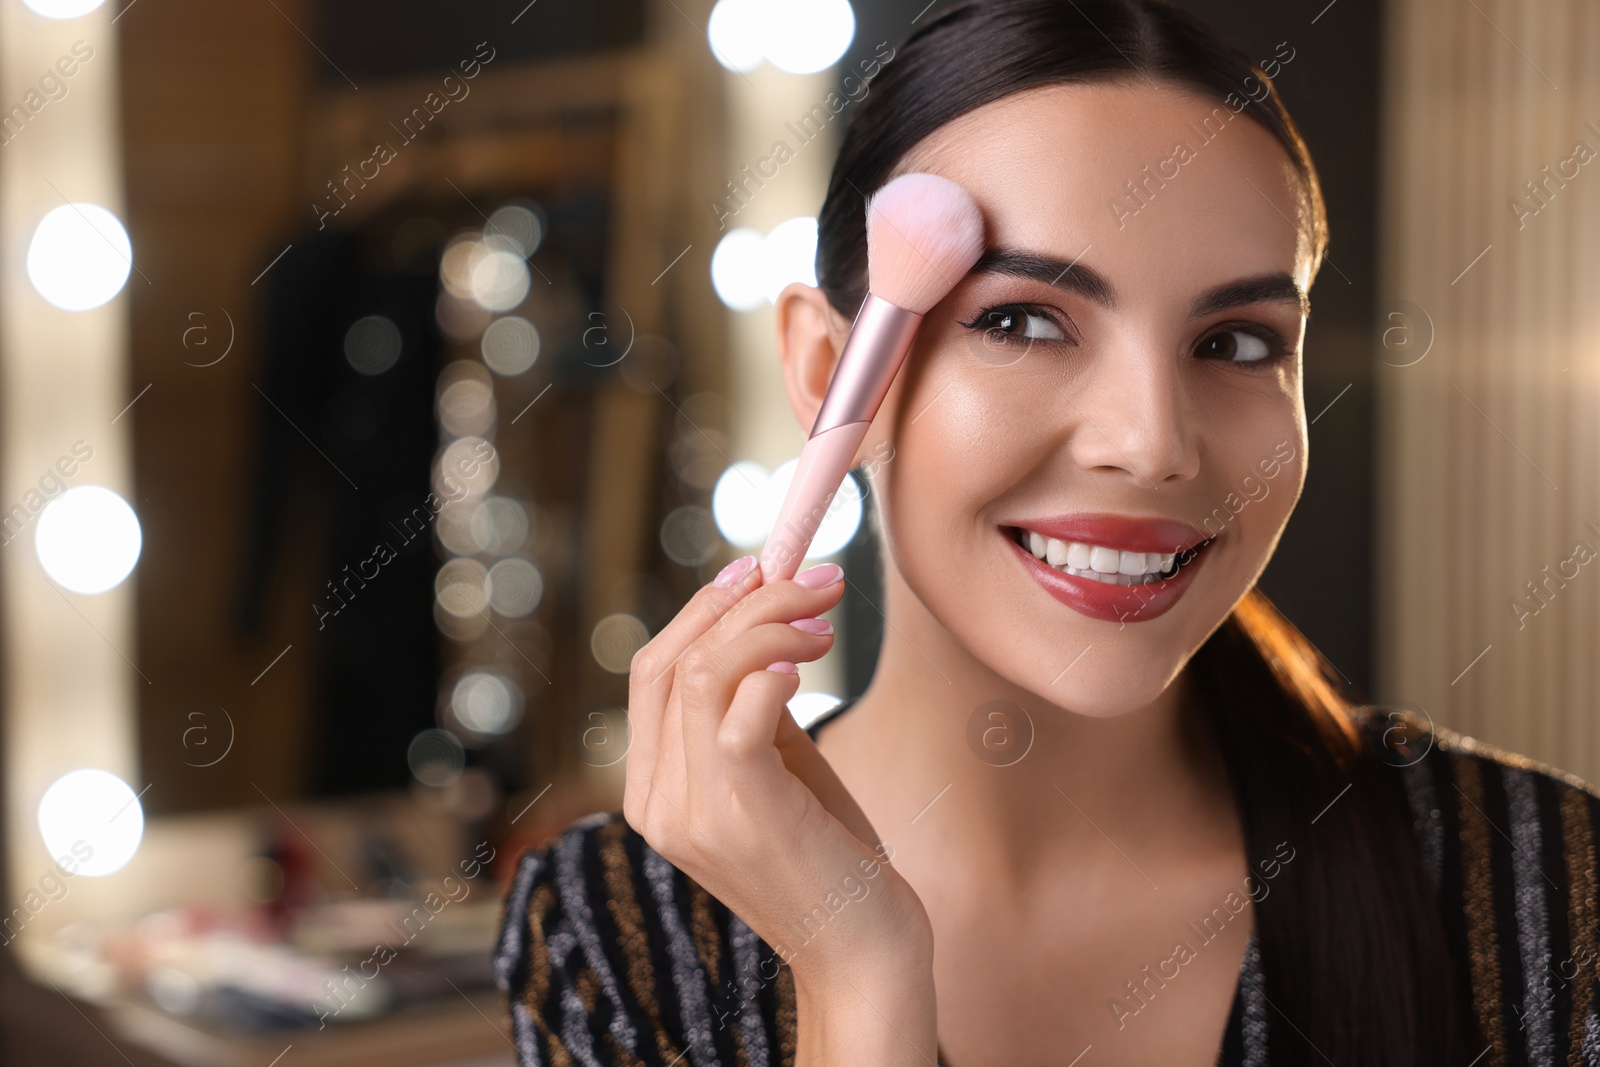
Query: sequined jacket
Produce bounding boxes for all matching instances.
[493,704,1600,1065]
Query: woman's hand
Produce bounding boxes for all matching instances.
[623,555,938,1065]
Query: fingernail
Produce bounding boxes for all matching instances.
[789,617,834,636]
[714,555,757,588]
[794,563,843,589]
[765,661,799,674]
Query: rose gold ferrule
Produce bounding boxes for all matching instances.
[809,293,923,437]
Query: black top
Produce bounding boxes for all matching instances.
[494,700,1600,1065]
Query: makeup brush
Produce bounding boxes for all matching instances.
[758,172,985,581]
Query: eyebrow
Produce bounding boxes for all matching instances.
[968,248,1310,318]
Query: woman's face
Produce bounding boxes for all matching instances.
[820,81,1314,717]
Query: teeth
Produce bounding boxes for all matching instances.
[1015,528,1195,585]
[1086,545,1118,573]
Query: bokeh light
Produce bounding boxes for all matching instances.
[469,247,531,312]
[485,203,543,257]
[481,316,540,376]
[763,0,855,74]
[451,671,523,736]
[37,769,143,877]
[788,691,844,730]
[26,204,132,311]
[470,496,530,555]
[705,0,854,74]
[711,461,772,548]
[439,236,481,299]
[591,614,649,674]
[707,0,765,71]
[711,461,862,557]
[660,505,722,566]
[435,500,479,557]
[710,228,767,311]
[437,361,495,437]
[407,729,465,787]
[22,0,109,15]
[435,558,490,618]
[487,558,543,617]
[36,486,142,594]
[433,436,499,499]
[761,217,819,302]
[343,315,402,375]
[766,458,863,558]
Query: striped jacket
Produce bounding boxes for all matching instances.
[493,705,1600,1065]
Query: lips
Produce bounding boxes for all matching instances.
[999,513,1216,623]
[1003,514,1210,554]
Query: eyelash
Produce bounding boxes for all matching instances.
[957,303,1295,367]
[958,303,1077,345]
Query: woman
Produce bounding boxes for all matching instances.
[495,1,1600,1063]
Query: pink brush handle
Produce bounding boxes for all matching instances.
[758,294,923,582]
[759,420,870,581]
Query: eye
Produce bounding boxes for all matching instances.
[960,304,1070,344]
[1196,326,1286,364]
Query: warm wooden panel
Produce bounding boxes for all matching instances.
[1376,0,1600,777]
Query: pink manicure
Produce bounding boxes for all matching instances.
[766,661,799,674]
[794,563,843,589]
[714,555,757,588]
[789,617,834,635]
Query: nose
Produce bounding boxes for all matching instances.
[1064,341,1200,487]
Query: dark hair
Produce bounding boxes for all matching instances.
[816,1,1473,1063]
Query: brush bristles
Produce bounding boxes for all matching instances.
[865,173,986,316]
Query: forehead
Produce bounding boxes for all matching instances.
[895,80,1315,299]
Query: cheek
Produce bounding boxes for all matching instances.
[1199,407,1306,570]
[885,341,1044,518]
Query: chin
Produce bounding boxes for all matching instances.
[942,579,1234,722]
[1014,639,1191,719]
[1053,665,1185,718]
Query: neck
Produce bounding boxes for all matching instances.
[819,554,1241,895]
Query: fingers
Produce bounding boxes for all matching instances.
[633,558,843,750]
[772,711,885,855]
[626,556,764,814]
[679,618,836,788]
[625,557,845,829]
[718,665,804,785]
[631,555,764,698]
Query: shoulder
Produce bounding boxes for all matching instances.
[494,810,799,1067]
[1351,706,1600,1054]
[1351,705,1600,856]
[1350,704,1600,887]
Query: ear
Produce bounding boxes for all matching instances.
[775,282,852,433]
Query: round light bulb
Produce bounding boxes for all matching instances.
[707,0,766,71]
[26,204,133,311]
[38,769,143,877]
[761,217,819,303]
[763,0,855,74]
[21,0,108,18]
[36,486,142,594]
[711,229,768,312]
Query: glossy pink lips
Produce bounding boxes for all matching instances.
[1002,522,1215,623]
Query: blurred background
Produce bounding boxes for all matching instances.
[0,0,1595,1062]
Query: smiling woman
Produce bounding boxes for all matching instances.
[495,2,1600,1065]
